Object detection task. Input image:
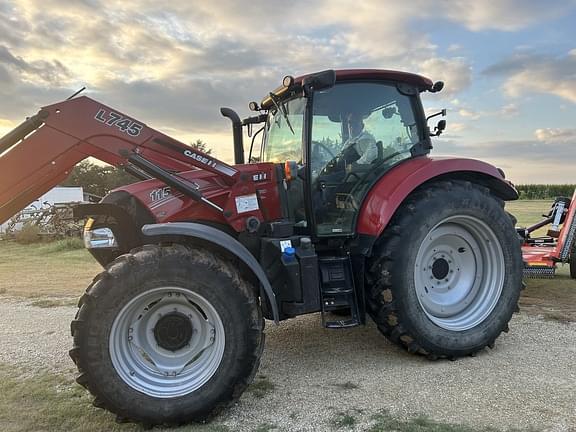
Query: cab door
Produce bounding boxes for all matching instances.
[309,82,424,236]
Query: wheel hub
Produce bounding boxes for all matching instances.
[154,312,193,352]
[431,257,450,280]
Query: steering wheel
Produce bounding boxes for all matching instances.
[346,150,403,189]
[312,140,336,159]
[311,140,338,175]
[318,143,362,176]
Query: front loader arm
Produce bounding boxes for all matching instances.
[0,96,240,224]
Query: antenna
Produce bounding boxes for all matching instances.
[66,87,86,100]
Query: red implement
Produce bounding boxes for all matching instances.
[520,189,576,278]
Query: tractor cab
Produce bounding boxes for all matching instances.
[256,70,435,238]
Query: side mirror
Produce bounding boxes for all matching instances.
[432,120,446,136]
[430,81,444,93]
[302,70,336,93]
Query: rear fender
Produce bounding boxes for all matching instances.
[142,222,279,323]
[357,157,518,238]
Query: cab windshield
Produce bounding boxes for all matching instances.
[262,96,306,163]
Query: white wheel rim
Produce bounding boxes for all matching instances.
[109,287,225,398]
[414,215,505,331]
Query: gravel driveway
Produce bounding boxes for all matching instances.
[1,299,574,431]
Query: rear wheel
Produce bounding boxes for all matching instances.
[70,244,264,425]
[367,180,523,358]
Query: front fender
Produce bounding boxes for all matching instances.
[357,156,518,237]
[142,222,279,323]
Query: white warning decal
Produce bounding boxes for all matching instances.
[279,240,292,252]
[235,194,259,214]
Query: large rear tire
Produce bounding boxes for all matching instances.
[69,244,264,425]
[367,180,523,359]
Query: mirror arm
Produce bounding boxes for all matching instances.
[426,109,446,122]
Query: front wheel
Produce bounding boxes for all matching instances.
[367,180,523,359]
[70,244,264,425]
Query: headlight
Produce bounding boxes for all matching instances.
[84,226,118,249]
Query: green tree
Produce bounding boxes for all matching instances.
[190,139,212,155]
[61,139,212,197]
[61,161,137,197]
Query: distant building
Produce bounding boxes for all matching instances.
[0,186,87,234]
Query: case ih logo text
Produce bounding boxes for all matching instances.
[95,109,144,137]
[183,150,217,168]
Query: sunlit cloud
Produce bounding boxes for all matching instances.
[535,128,576,143]
[417,57,472,98]
[441,0,575,31]
[0,0,575,180]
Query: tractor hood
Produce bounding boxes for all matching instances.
[105,161,283,229]
[110,168,232,225]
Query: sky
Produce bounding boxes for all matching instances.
[1,0,575,183]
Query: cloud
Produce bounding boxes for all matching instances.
[439,134,576,164]
[484,50,576,103]
[0,0,481,133]
[95,77,253,134]
[500,103,519,117]
[436,134,576,183]
[0,45,70,85]
[445,122,467,133]
[458,108,480,120]
[535,128,576,143]
[417,57,472,97]
[0,0,574,170]
[441,0,575,31]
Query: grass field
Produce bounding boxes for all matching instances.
[0,240,100,299]
[506,200,550,236]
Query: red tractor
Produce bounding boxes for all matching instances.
[0,69,523,425]
[518,190,576,278]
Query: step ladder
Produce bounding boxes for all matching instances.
[319,256,360,328]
